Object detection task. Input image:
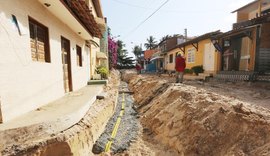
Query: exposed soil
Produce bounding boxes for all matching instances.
[120,70,270,156]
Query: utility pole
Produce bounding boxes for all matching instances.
[184,28,187,41]
[258,0,262,17]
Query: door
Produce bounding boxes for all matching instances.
[61,37,72,92]
[203,43,215,72]
[230,38,242,70]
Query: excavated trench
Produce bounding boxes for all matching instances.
[112,70,270,156]
[4,70,269,155]
[92,81,139,154]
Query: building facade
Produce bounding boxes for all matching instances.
[219,0,270,72]
[0,0,105,123]
[165,31,222,74]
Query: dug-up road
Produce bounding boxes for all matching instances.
[109,70,270,156]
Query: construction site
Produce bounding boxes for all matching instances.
[1,70,270,156]
[1,0,270,155]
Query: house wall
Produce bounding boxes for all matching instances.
[183,39,220,73]
[0,0,91,122]
[237,12,249,22]
[257,23,270,71]
[85,1,101,78]
[237,3,270,22]
[165,48,179,71]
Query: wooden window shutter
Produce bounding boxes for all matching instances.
[28,17,50,63]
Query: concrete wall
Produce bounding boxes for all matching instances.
[0,0,92,122]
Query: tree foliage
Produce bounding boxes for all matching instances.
[132,45,142,59]
[144,36,157,50]
[117,40,135,69]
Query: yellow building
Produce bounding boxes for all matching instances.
[165,31,222,74]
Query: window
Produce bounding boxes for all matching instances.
[76,45,82,66]
[169,54,173,63]
[187,48,195,63]
[29,17,50,62]
[224,40,230,47]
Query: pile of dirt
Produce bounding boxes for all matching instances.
[123,71,270,155]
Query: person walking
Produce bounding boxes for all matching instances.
[175,52,186,83]
[135,62,142,74]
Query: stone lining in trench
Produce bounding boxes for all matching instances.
[92,81,139,154]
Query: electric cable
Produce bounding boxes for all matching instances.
[123,0,170,39]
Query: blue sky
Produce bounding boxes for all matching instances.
[100,0,254,57]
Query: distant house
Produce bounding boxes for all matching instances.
[165,31,222,74]
[151,36,184,72]
[0,0,105,123]
[218,0,270,72]
[144,49,157,71]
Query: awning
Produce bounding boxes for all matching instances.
[150,56,164,61]
[96,52,108,59]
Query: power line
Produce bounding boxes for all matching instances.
[112,0,224,13]
[124,0,170,39]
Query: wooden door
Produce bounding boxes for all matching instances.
[230,38,242,71]
[61,37,72,92]
[203,43,215,72]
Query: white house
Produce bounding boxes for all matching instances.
[0,0,106,123]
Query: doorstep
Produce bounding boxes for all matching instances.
[88,80,108,85]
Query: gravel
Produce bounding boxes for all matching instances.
[92,82,139,154]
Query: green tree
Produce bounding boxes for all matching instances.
[132,45,142,59]
[117,40,135,69]
[144,36,157,50]
[160,35,171,42]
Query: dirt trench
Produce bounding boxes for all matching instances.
[120,70,270,156]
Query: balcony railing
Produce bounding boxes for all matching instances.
[95,17,106,33]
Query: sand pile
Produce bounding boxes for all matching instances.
[123,72,270,156]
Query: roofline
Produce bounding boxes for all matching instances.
[60,0,94,37]
[168,30,222,52]
[231,0,258,13]
[92,0,104,18]
[62,0,102,37]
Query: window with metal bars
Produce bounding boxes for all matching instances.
[29,17,50,62]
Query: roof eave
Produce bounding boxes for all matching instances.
[231,0,258,13]
[92,0,104,18]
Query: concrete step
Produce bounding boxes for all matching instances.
[198,73,213,77]
[184,74,211,81]
[88,80,108,85]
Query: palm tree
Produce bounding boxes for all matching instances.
[160,35,171,42]
[132,45,142,59]
[144,36,157,50]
